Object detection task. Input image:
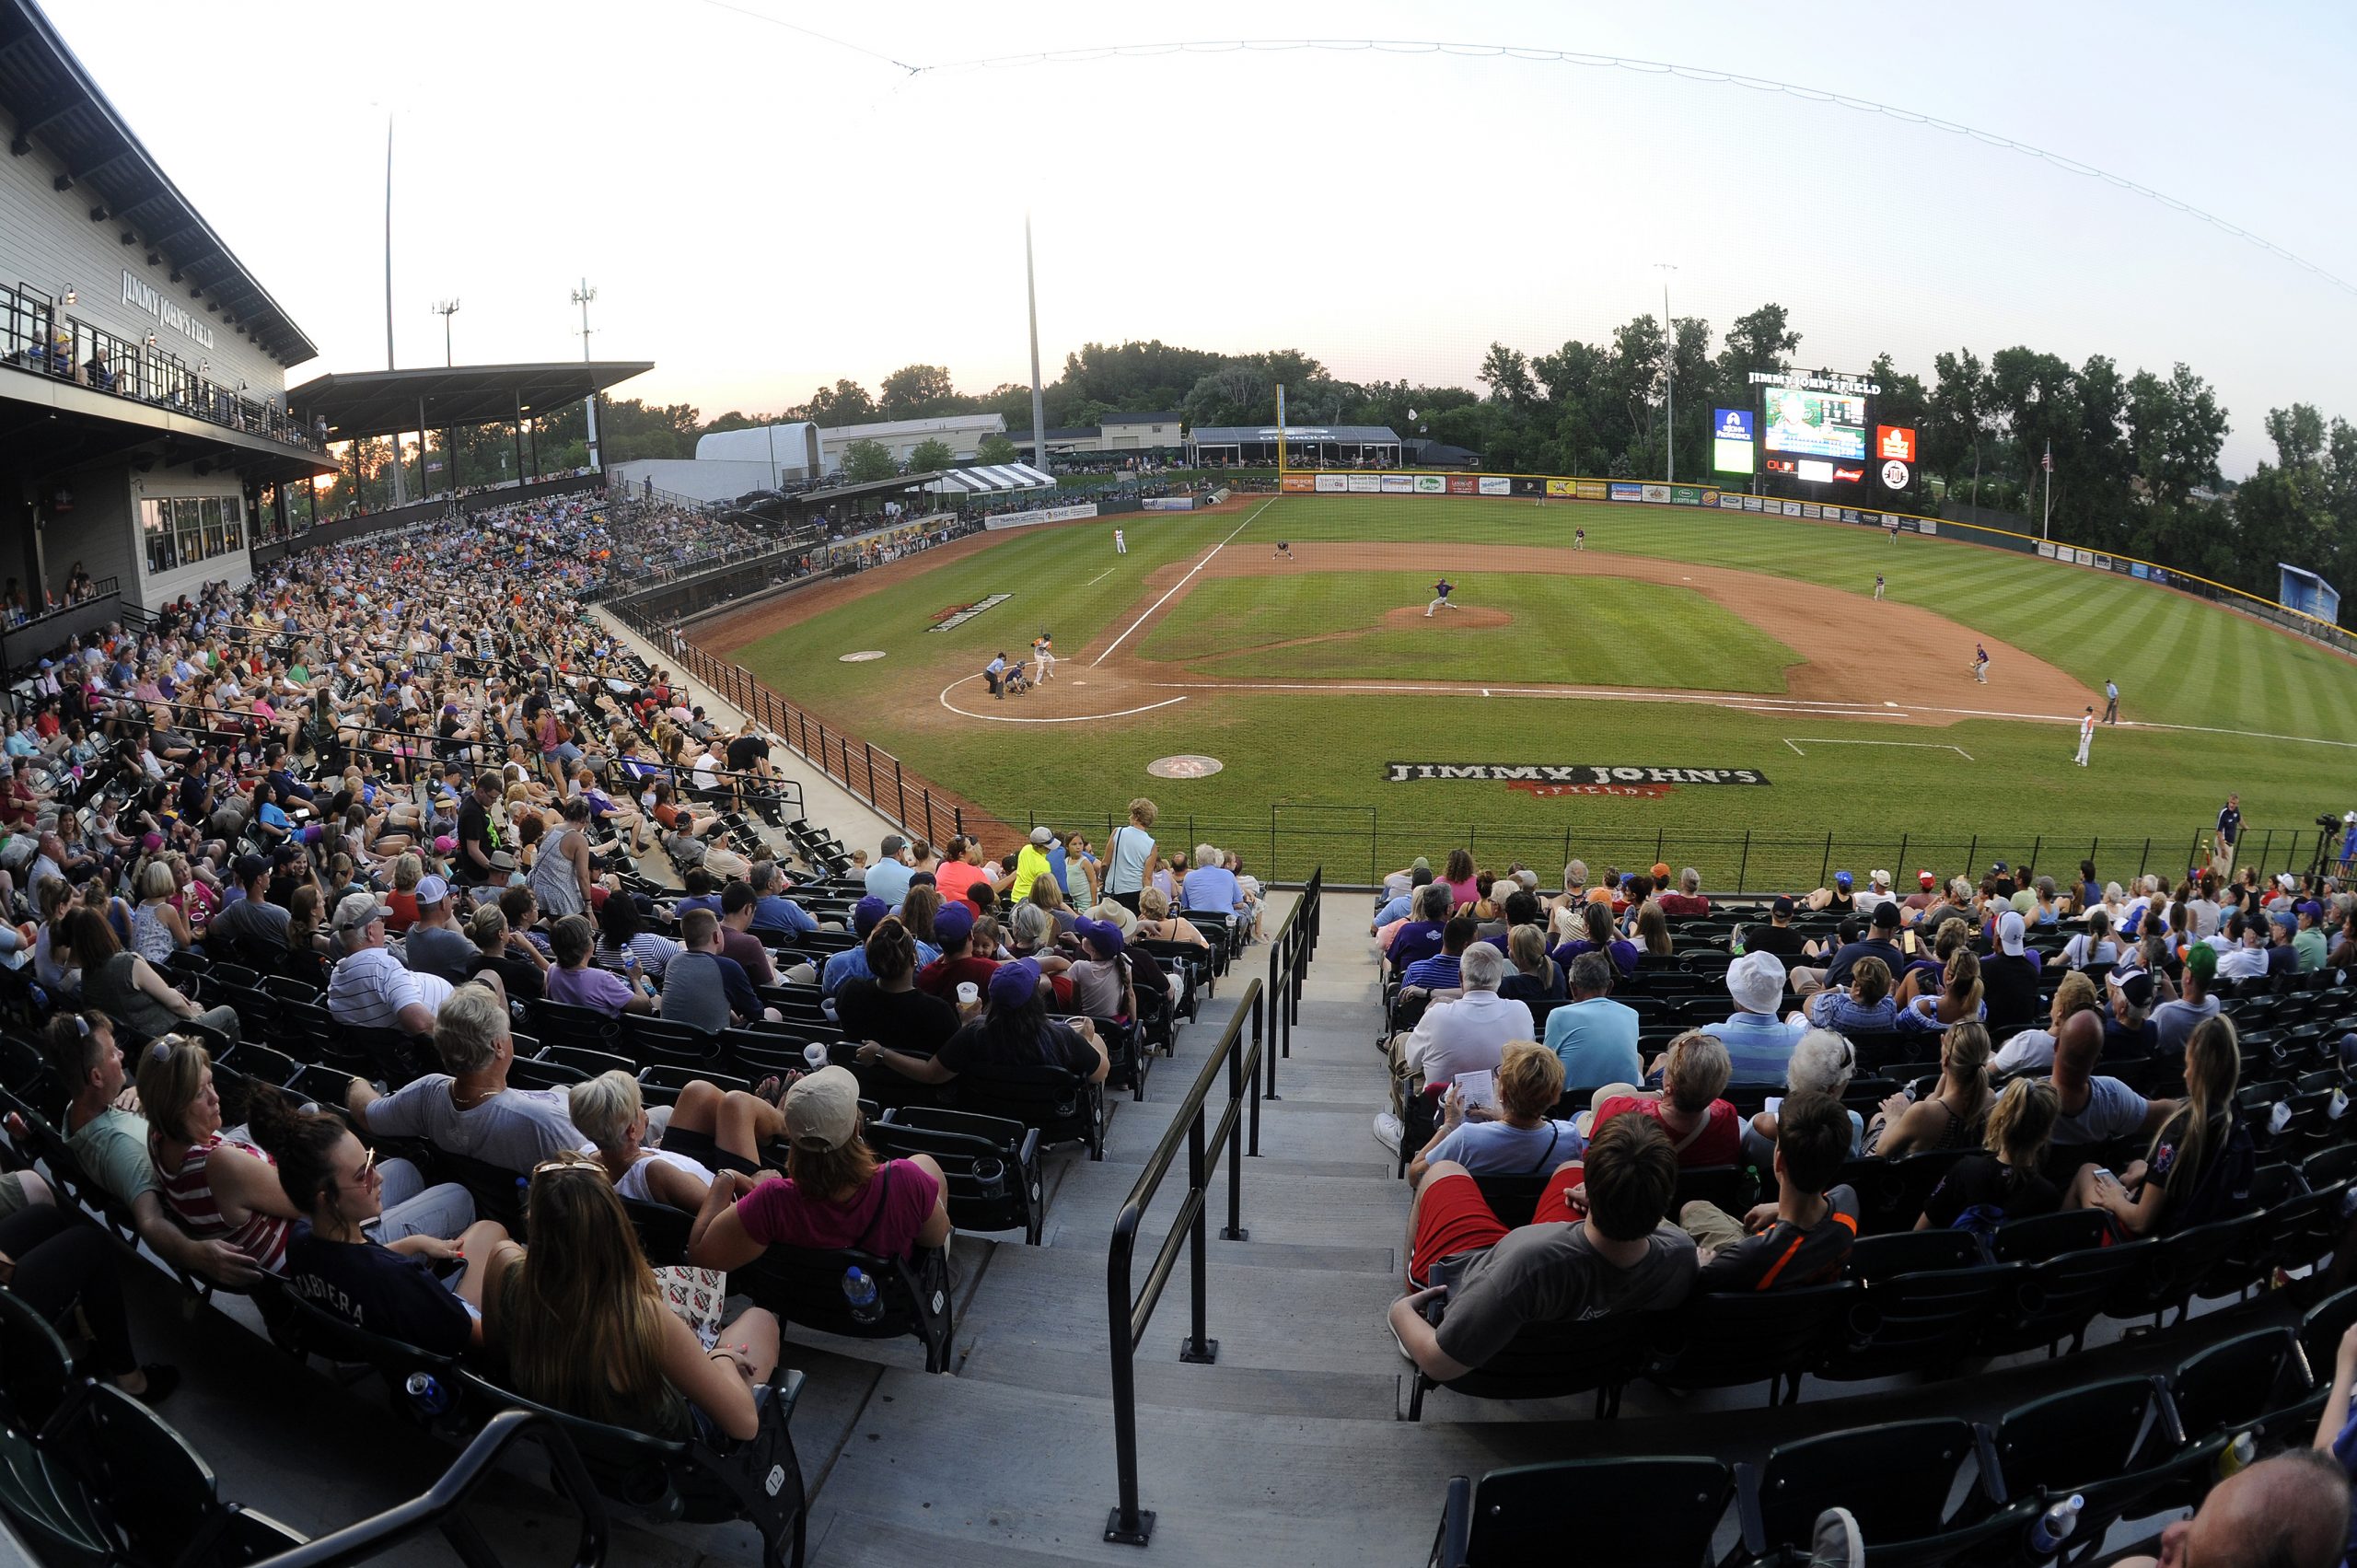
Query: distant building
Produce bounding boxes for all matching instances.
[814,413,1006,473]
[1187,424,1403,467]
[691,421,822,481]
[1097,411,1184,451]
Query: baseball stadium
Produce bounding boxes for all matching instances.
[1,4,2355,1567]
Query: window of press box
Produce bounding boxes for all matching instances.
[141,494,246,575]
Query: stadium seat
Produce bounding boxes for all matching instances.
[1406,1306,1655,1422]
[1817,1258,2024,1384]
[873,1106,1044,1243]
[736,1244,955,1373]
[261,1276,469,1434]
[1989,1376,2196,1552]
[1647,1282,1860,1406]
[1432,1457,1732,1568]
[947,1063,1104,1160]
[1736,1418,2032,1568]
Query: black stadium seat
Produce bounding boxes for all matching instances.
[1434,1457,1731,1568]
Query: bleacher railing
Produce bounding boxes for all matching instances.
[1261,868,1321,1102]
[607,602,975,846]
[1105,978,1264,1548]
[1020,807,2340,897]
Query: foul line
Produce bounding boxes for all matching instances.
[1784,737,1974,761]
[1091,502,1271,667]
[937,674,1190,725]
[1083,567,1114,586]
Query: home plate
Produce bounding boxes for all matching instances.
[840,650,887,662]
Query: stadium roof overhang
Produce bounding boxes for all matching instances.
[923,462,1054,494]
[0,359,331,482]
[286,362,656,443]
[0,0,319,367]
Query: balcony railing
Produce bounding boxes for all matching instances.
[1,279,321,452]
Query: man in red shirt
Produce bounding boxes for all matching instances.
[914,900,996,1010]
[1580,1030,1742,1169]
[1655,867,1712,918]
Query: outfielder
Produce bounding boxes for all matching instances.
[1573,528,1586,552]
[1425,578,1460,617]
[2074,706,2095,766]
[1874,575,1885,600]
[1114,528,1127,554]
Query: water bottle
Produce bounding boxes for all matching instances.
[2026,1494,2083,1557]
[2270,1100,2294,1136]
[2333,1089,2351,1122]
[403,1371,451,1418]
[842,1266,882,1326]
[2217,1430,2256,1481]
[804,1042,829,1072]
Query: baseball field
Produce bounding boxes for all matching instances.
[700,496,2357,888]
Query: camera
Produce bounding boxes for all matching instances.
[2317,815,2340,830]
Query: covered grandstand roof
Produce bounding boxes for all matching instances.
[1190,424,1401,446]
[287,362,655,442]
[923,462,1056,494]
[0,0,319,366]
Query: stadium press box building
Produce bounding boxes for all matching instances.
[0,0,328,630]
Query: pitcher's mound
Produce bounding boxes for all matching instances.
[1383,604,1514,632]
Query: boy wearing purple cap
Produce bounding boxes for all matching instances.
[914,900,996,1004]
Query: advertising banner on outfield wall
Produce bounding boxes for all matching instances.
[2038,540,2057,558]
[1446,475,1478,494]
[1803,504,1822,518]
[1670,486,1704,506]
[1282,473,1315,492]
[1317,473,1349,493]
[1576,480,1608,500]
[1479,476,1512,495]
[1609,482,1645,503]
[1745,495,1764,512]
[1413,474,1446,494]
[1546,479,1579,497]
[1140,497,1196,511]
[1380,474,1414,494]
[1512,478,1546,496]
[984,502,1098,529]
[1642,484,1671,504]
[1348,473,1380,494]
[1782,501,1802,517]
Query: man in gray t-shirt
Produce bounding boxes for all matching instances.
[400,876,475,986]
[209,854,291,948]
[1389,1115,1696,1383]
[354,1074,581,1172]
[2049,1010,2176,1148]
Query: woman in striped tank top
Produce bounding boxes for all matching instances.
[136,1036,298,1274]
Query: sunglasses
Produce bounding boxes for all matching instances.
[343,1145,378,1190]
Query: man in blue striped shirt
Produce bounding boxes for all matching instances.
[1701,949,1803,1084]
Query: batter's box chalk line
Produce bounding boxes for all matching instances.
[1782,738,1974,761]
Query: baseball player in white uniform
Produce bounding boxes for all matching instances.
[2074,706,2095,766]
[1113,528,1126,553]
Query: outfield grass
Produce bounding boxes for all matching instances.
[723,497,2357,884]
[1134,571,1797,690]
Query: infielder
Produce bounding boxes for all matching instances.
[2074,706,2095,766]
[1272,540,1295,560]
[1970,643,1990,683]
[1114,528,1127,554]
[1573,528,1586,552]
[1874,575,1886,600]
[1425,578,1460,617]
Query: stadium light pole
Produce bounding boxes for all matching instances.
[431,299,459,367]
[1654,262,1678,484]
[573,279,601,473]
[382,112,409,507]
[1025,213,1049,477]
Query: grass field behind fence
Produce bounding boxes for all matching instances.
[724,498,2357,884]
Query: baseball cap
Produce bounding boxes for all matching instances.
[881,834,908,858]
[2300,900,2326,922]
[853,896,888,935]
[2273,911,2299,933]
[433,833,458,855]
[988,957,1042,1008]
[333,891,393,930]
[1028,826,1053,846]
[1871,900,1902,929]
[1997,910,2026,956]
[1834,870,1852,889]
[933,900,975,947]
[1771,896,1795,917]
[414,875,448,905]
[1870,870,1892,888]
[2119,972,2156,1009]
[2280,873,2299,890]
[1919,870,1937,889]
[1991,861,2008,874]
[233,853,270,883]
[2186,943,2218,981]
[1725,949,1785,1015]
[1650,862,1671,882]
[1411,856,1430,873]
[1074,916,1126,958]
[782,1065,863,1152]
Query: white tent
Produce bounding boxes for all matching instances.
[923,462,1056,495]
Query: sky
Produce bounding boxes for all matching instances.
[41,0,2357,475]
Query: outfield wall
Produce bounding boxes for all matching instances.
[1268,470,2357,660]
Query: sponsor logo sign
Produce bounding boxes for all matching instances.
[1744,495,1763,512]
[1379,473,1415,494]
[1281,472,1315,492]
[1140,496,1196,511]
[1478,475,1511,495]
[1832,465,1864,482]
[2094,553,2113,570]
[1918,518,1937,536]
[1412,474,1446,493]
[983,503,1097,530]
[1713,407,1757,474]
[1841,508,1861,524]
[1545,478,1579,497]
[1782,501,1802,517]
[1881,459,1911,489]
[928,592,1012,631]
[1608,482,1645,503]
[1446,474,1478,494]
[2037,540,2057,558]
[1576,480,1609,500]
[1802,503,1822,518]
[1385,761,1771,790]
[1314,472,1349,492]
[2131,561,2150,579]
[1346,473,1380,493]
[1669,485,1703,506]
[1797,459,1834,483]
[1876,425,1917,462]
[1641,484,1671,504]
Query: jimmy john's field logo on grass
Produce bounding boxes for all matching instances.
[1384,762,1770,791]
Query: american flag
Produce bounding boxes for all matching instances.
[2042,442,2053,472]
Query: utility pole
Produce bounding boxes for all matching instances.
[1024,214,1048,476]
[572,279,600,473]
[1654,262,1678,484]
[383,114,407,506]
[431,299,459,367]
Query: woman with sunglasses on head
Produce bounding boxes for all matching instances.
[248,1096,507,1352]
[482,1156,780,1444]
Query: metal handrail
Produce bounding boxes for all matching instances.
[1261,867,1322,1105]
[251,1409,609,1567]
[1104,978,1263,1547]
